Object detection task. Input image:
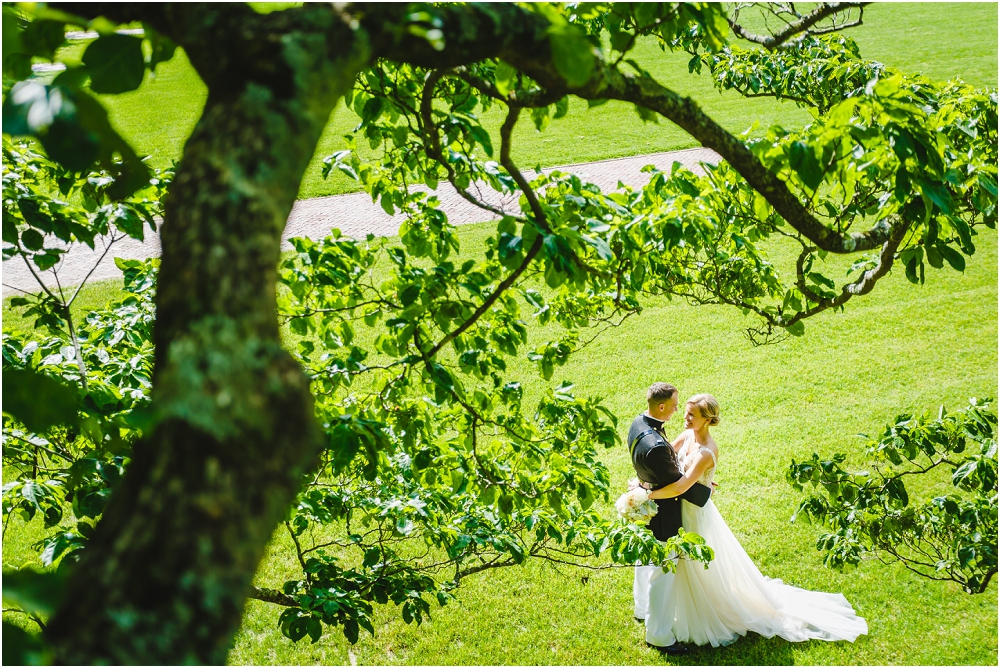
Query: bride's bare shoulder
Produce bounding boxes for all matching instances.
[671,429,691,449]
[703,438,720,458]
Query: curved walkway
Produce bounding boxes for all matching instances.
[2,147,719,296]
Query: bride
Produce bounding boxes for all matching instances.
[646,394,868,647]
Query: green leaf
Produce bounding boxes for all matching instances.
[494,60,516,97]
[361,97,383,124]
[2,210,19,244]
[343,617,360,644]
[497,493,514,516]
[531,105,552,132]
[31,250,61,271]
[21,19,66,60]
[398,283,421,306]
[363,547,381,567]
[2,620,47,666]
[947,215,975,253]
[143,23,177,73]
[412,448,433,471]
[2,82,65,136]
[450,469,465,494]
[39,531,85,566]
[547,489,564,515]
[553,96,570,119]
[328,418,363,473]
[924,244,944,269]
[548,25,594,87]
[82,34,146,94]
[935,243,965,272]
[3,53,33,81]
[1,568,67,617]
[479,484,498,506]
[2,369,80,433]
[610,28,633,53]
[2,5,27,62]
[916,179,953,215]
[74,488,112,518]
[2,83,150,196]
[785,320,805,337]
[904,253,921,284]
[51,65,91,90]
[20,228,45,251]
[885,477,910,507]
[788,140,824,190]
[306,616,322,643]
[807,271,835,289]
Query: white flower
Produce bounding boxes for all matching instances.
[615,485,658,523]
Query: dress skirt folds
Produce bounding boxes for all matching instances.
[670,498,868,647]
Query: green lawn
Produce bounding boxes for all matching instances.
[246,225,998,667]
[4,222,997,665]
[244,223,1000,666]
[68,3,997,200]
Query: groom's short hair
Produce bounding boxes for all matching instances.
[647,382,677,404]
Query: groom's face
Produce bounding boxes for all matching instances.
[664,395,678,420]
[652,395,679,421]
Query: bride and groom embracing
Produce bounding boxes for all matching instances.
[628,382,868,655]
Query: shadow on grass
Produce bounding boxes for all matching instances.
[661,632,798,666]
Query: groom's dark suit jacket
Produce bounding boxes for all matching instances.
[628,413,685,542]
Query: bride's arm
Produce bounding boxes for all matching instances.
[647,452,713,500]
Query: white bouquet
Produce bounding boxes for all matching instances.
[615,478,659,523]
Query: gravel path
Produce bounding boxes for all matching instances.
[2,147,719,296]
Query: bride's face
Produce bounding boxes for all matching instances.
[684,404,708,431]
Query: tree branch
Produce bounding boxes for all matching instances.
[425,107,544,359]
[248,586,298,607]
[419,69,519,221]
[369,2,894,255]
[783,220,908,326]
[728,2,871,50]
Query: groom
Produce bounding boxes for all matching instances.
[628,382,689,655]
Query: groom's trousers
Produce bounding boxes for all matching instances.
[634,556,679,647]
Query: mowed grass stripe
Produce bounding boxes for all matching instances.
[57,3,997,200]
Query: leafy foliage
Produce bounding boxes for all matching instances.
[1,567,65,665]
[2,5,179,196]
[788,400,998,594]
[3,139,171,280]
[2,258,156,559]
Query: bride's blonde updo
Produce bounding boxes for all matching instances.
[687,394,721,426]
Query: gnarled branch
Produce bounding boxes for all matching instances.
[728,2,871,50]
[368,2,894,255]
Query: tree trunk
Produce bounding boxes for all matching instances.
[44,7,369,662]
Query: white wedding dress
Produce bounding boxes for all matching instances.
[669,444,868,647]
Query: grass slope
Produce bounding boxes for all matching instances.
[66,3,997,200]
[4,225,996,665]
[226,227,998,667]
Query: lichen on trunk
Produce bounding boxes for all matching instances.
[44,8,370,662]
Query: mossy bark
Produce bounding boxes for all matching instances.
[44,6,369,664]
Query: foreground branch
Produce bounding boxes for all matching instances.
[728,2,871,50]
[425,107,544,359]
[249,586,299,607]
[369,3,894,255]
